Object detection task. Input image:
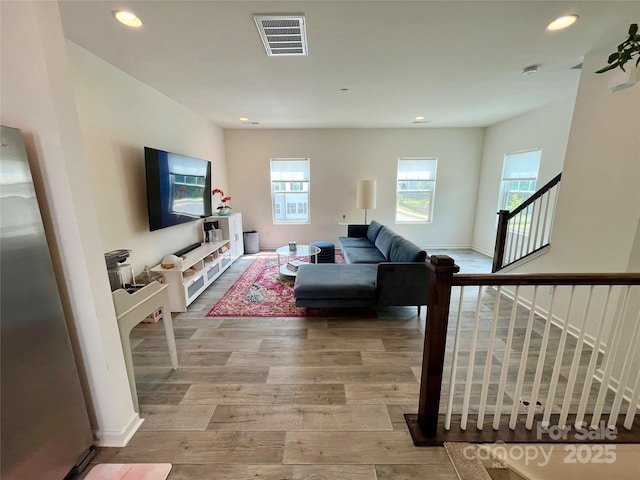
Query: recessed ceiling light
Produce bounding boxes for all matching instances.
[339,88,350,93]
[522,65,539,76]
[239,117,249,122]
[113,10,143,28]
[546,14,578,31]
[415,116,425,121]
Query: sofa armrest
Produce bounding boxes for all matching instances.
[376,262,429,307]
[347,224,369,238]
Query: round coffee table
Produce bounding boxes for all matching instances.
[276,244,321,278]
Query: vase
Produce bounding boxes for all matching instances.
[217,206,232,216]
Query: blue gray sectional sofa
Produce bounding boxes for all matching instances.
[293,220,429,310]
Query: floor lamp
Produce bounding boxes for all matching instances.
[356,179,377,224]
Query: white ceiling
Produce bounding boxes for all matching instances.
[58,1,639,129]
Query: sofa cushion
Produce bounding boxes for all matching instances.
[366,220,384,244]
[338,236,375,249]
[389,236,427,263]
[342,246,387,264]
[347,224,369,238]
[294,264,378,299]
[374,226,399,259]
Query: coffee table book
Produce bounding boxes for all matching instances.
[286,260,306,272]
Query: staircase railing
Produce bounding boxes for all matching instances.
[406,256,640,445]
[493,173,562,272]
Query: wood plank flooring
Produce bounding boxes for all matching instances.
[80,249,493,479]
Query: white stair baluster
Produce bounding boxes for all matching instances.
[445,287,466,430]
[477,286,502,430]
[510,286,539,430]
[493,285,520,429]
[575,286,613,428]
[461,288,484,430]
[591,286,631,429]
[526,287,558,430]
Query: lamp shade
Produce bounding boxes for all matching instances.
[356,180,377,210]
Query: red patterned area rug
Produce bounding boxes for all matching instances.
[206,253,353,317]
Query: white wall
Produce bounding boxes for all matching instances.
[471,96,576,255]
[1,1,139,446]
[507,47,640,394]
[523,52,639,275]
[68,42,227,275]
[1,1,229,447]
[224,128,485,251]
[64,40,229,437]
[513,48,639,277]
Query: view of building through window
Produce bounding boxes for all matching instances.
[396,157,437,223]
[500,150,541,211]
[270,158,310,224]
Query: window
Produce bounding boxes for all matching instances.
[287,202,307,215]
[396,157,437,223]
[499,150,541,211]
[270,158,310,224]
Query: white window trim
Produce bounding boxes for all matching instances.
[396,157,437,224]
[270,158,311,225]
[498,148,542,212]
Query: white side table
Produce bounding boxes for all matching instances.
[112,281,178,411]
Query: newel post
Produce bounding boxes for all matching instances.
[493,210,510,272]
[410,255,459,441]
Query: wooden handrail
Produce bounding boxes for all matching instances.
[506,172,562,219]
[454,272,640,287]
[493,172,562,272]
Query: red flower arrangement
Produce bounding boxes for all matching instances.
[212,188,232,211]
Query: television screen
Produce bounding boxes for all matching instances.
[145,147,212,231]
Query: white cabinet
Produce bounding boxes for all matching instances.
[150,213,244,312]
[208,212,244,259]
[151,241,233,312]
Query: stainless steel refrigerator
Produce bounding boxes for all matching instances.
[1,125,94,479]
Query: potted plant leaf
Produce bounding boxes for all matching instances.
[596,23,639,73]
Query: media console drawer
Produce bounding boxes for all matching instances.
[186,276,205,299]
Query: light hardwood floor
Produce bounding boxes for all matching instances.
[82,250,492,479]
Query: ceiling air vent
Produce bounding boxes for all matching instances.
[254,15,307,56]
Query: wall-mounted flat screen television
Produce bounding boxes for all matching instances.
[144,147,212,231]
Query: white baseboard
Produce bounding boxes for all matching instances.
[497,245,551,273]
[497,286,602,353]
[424,244,474,250]
[593,369,640,412]
[93,413,144,447]
[471,245,494,257]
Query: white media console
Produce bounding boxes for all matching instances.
[151,212,243,312]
